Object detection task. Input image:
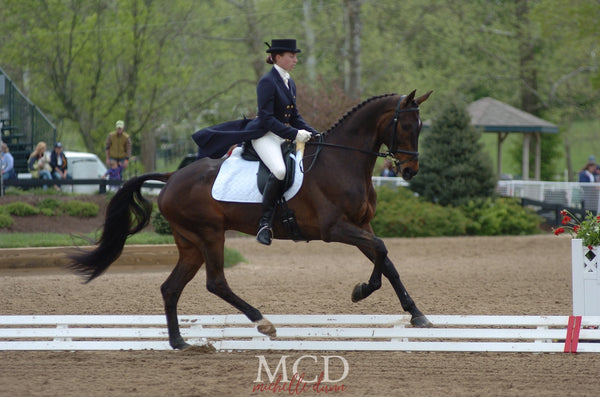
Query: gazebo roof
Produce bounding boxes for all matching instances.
[468,97,558,133]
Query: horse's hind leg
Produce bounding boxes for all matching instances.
[161,244,204,350]
[202,238,277,337]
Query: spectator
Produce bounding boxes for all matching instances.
[28,141,53,190]
[50,142,72,189]
[104,159,123,192]
[105,120,132,176]
[380,158,397,177]
[578,162,597,183]
[1,142,17,180]
[579,161,599,212]
[587,155,600,182]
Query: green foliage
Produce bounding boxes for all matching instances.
[39,208,55,216]
[151,210,172,235]
[460,198,543,236]
[371,187,542,237]
[372,187,467,237]
[224,247,247,268]
[37,198,62,212]
[2,202,39,216]
[0,213,14,228]
[1,0,599,178]
[409,99,497,206]
[59,201,99,217]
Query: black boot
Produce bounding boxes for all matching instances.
[257,174,284,245]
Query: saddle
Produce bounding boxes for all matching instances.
[241,140,305,242]
[241,140,296,194]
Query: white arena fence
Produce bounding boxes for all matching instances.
[373,177,599,213]
[1,314,599,353]
[496,180,600,213]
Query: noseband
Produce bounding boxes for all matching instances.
[304,96,421,172]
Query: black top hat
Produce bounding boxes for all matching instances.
[265,39,301,53]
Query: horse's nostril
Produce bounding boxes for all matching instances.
[402,168,417,180]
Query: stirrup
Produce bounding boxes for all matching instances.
[256,225,273,245]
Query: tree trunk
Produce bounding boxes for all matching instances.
[343,0,361,100]
[302,0,317,85]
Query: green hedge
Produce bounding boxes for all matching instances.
[371,187,543,237]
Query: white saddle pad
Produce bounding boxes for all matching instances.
[211,146,303,203]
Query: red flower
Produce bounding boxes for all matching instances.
[588,246,594,251]
[562,216,572,225]
[574,225,580,233]
[554,227,565,236]
[560,210,568,216]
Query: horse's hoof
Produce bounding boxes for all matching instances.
[351,283,366,303]
[255,318,277,337]
[411,315,433,328]
[171,339,191,350]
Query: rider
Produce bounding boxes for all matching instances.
[252,39,318,245]
[191,38,318,245]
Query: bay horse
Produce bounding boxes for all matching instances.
[69,90,433,350]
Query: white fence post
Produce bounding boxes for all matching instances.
[572,239,600,315]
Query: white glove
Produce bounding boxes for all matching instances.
[295,129,312,143]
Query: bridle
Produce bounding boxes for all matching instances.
[303,96,421,172]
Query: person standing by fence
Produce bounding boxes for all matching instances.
[104,159,123,192]
[105,120,131,177]
[579,161,599,212]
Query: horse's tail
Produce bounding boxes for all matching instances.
[68,172,172,283]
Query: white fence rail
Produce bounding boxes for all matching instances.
[497,180,599,212]
[373,178,599,213]
[1,314,599,353]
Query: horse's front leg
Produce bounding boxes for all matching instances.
[351,264,382,302]
[329,224,431,327]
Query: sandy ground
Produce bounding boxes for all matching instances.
[0,234,598,397]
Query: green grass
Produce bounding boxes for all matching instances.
[0,231,246,267]
[0,232,174,249]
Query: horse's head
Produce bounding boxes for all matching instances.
[385,90,432,180]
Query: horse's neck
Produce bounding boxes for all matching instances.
[316,127,380,179]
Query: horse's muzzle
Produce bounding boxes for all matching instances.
[401,167,417,180]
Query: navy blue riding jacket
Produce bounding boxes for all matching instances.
[192,67,317,159]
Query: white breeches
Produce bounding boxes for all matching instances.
[251,132,286,181]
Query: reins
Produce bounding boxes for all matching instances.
[301,97,420,173]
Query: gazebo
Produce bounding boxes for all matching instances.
[468,97,559,180]
[423,97,559,180]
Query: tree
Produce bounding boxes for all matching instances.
[409,99,496,206]
[343,0,361,99]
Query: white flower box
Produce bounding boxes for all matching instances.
[572,239,600,315]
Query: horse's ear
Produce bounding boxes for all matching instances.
[415,90,433,105]
[402,90,417,107]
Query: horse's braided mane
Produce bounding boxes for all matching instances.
[324,93,397,134]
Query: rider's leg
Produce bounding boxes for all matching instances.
[251,132,286,245]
